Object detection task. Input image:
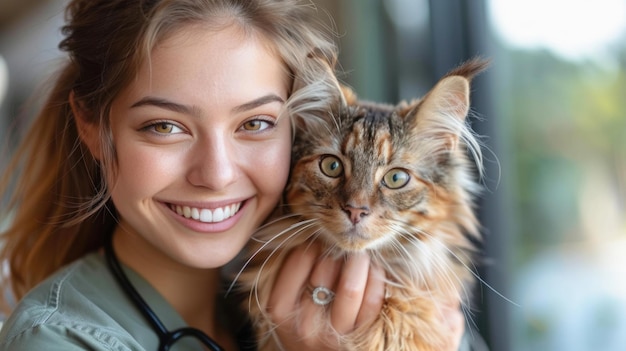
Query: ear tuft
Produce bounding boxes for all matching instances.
[288,47,346,134]
[339,84,357,106]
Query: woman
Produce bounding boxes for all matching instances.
[0,0,465,350]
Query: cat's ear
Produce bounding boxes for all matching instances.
[291,47,339,93]
[339,84,358,106]
[404,58,488,151]
[402,75,470,152]
[288,47,346,132]
[423,75,471,122]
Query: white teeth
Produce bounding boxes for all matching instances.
[213,208,224,222]
[200,208,212,222]
[173,203,241,223]
[191,207,200,220]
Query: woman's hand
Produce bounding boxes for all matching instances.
[266,243,466,351]
[266,244,385,350]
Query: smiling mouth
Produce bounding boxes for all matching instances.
[169,202,242,223]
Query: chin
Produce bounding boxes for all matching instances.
[186,240,248,269]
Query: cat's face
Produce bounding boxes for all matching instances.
[285,68,478,253]
[286,103,439,252]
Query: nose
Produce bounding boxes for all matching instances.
[342,203,370,224]
[186,134,238,190]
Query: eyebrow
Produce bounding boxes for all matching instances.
[131,97,201,117]
[232,94,285,113]
[130,94,285,116]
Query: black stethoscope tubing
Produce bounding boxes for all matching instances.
[104,234,225,351]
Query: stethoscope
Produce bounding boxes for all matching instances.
[104,233,225,351]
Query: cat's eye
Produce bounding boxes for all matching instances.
[319,155,343,178]
[383,169,410,189]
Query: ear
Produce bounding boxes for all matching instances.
[70,91,102,160]
[403,58,488,150]
[289,48,346,133]
[406,75,471,151]
[339,83,358,106]
[421,74,471,122]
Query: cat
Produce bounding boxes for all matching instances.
[233,57,489,351]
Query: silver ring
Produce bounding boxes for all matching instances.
[310,286,335,306]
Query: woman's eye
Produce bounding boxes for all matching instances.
[383,169,410,189]
[319,155,343,178]
[146,122,183,134]
[241,119,273,132]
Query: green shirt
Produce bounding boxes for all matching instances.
[0,253,248,350]
[0,253,479,350]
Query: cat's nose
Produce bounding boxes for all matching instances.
[343,204,370,224]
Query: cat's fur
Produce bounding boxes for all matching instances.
[234,58,489,351]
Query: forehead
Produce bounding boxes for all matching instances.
[107,22,291,124]
[130,24,288,96]
[149,22,280,71]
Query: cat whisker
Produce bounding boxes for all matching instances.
[381,220,468,302]
[382,222,432,283]
[409,233,487,334]
[228,218,319,295]
[254,213,302,232]
[396,230,480,330]
[387,238,425,286]
[415,228,519,308]
[247,221,323,312]
[319,242,341,260]
[394,230,450,303]
[460,301,481,339]
[402,226,477,304]
[249,224,328,313]
[414,231,469,296]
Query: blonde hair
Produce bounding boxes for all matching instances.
[0,0,337,313]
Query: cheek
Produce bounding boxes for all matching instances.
[109,140,181,198]
[242,120,293,209]
[253,138,292,195]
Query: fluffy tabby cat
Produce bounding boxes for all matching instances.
[233,57,489,351]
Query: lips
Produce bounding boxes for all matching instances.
[169,202,242,223]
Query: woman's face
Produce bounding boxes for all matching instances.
[107,24,291,269]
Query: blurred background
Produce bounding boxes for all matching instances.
[1,0,625,350]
